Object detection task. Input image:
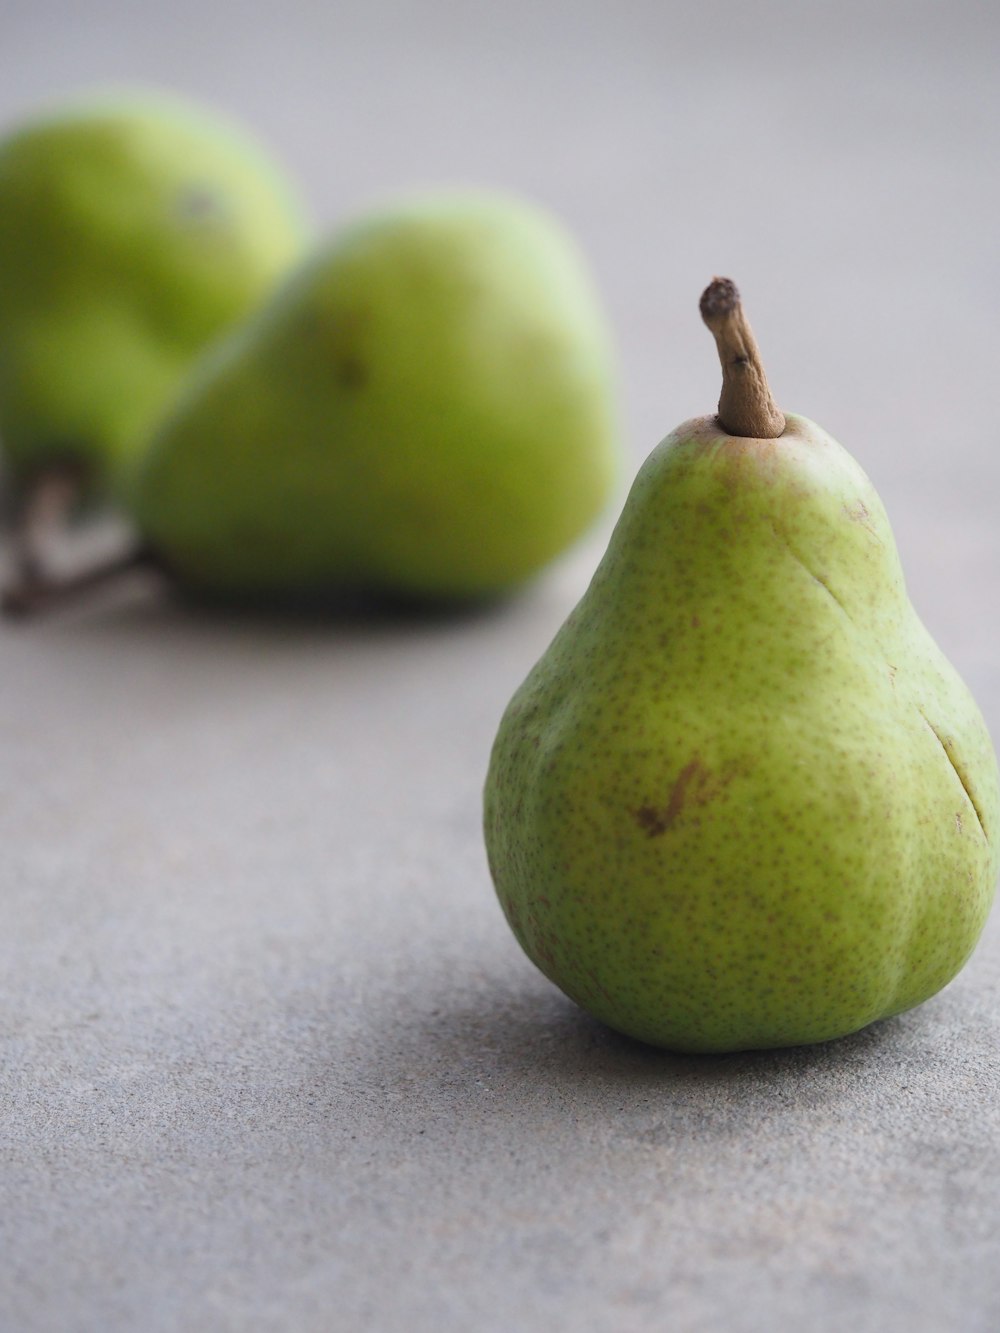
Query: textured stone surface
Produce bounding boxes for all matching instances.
[2,2,1000,1330]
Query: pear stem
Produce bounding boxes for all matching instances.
[8,461,88,584]
[1,544,158,618]
[699,278,785,439]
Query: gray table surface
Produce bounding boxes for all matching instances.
[2,2,999,1330]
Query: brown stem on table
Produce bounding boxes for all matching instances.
[8,461,90,583]
[699,277,785,439]
[1,545,159,618]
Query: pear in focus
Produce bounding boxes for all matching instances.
[483,278,999,1053]
[0,88,308,503]
[129,191,619,601]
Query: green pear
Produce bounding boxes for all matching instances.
[483,278,999,1053]
[0,88,308,499]
[126,191,619,601]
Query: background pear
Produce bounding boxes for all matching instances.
[483,278,999,1054]
[0,88,308,562]
[127,191,619,601]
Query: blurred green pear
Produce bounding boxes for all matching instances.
[130,191,620,600]
[0,88,308,501]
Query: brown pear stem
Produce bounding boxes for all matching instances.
[1,544,158,618]
[699,278,785,439]
[8,462,89,583]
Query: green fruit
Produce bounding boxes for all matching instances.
[129,191,619,600]
[0,88,308,490]
[483,278,999,1054]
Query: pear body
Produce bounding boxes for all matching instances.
[484,415,999,1052]
[130,192,619,600]
[0,90,307,489]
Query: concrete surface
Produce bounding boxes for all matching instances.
[2,2,999,1330]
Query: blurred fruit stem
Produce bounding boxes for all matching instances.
[2,543,156,617]
[8,461,90,583]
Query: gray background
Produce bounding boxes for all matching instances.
[2,2,999,1329]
